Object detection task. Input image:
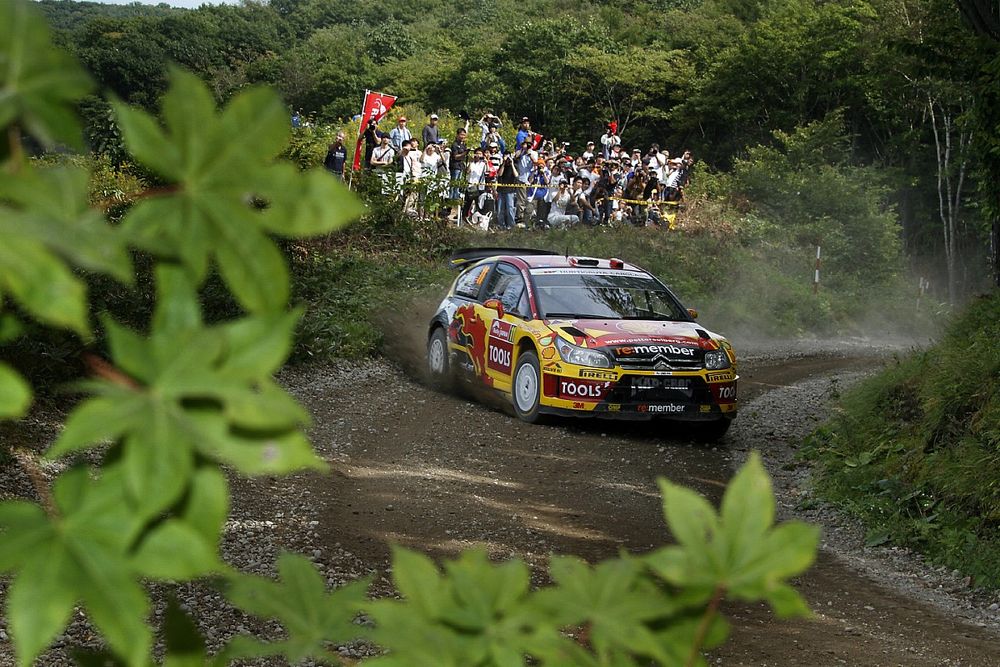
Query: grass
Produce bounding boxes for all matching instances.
[800,292,1000,588]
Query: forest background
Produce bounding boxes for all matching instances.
[30,0,1000,359]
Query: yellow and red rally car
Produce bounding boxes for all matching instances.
[426,248,738,440]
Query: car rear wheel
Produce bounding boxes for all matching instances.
[512,350,545,423]
[427,327,454,391]
[691,418,732,443]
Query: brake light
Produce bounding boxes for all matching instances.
[609,258,624,269]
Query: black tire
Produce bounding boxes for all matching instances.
[511,350,545,423]
[691,418,733,443]
[426,327,454,391]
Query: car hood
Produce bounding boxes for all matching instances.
[544,318,723,351]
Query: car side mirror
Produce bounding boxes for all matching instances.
[687,308,699,319]
[484,298,505,319]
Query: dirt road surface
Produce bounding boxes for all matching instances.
[4,344,999,665]
[274,345,1000,666]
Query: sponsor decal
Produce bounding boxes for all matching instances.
[712,382,737,401]
[487,341,513,374]
[541,347,556,359]
[490,319,515,342]
[530,268,648,277]
[631,377,691,390]
[608,404,621,412]
[699,405,712,413]
[616,344,696,357]
[453,304,489,381]
[579,369,618,381]
[557,379,611,401]
[706,371,736,383]
[599,335,699,347]
[543,361,563,373]
[637,404,687,414]
[615,321,671,335]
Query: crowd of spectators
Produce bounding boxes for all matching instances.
[327,112,695,230]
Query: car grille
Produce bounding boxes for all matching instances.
[603,375,713,403]
[611,350,704,372]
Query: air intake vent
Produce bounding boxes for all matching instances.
[561,326,587,338]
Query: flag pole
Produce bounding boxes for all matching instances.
[349,89,370,190]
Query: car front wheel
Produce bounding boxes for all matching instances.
[512,350,545,423]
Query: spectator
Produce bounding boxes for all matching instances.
[471,182,497,231]
[323,132,348,179]
[515,117,537,150]
[582,140,596,161]
[389,116,412,153]
[600,122,621,159]
[450,128,469,202]
[514,139,535,225]
[526,158,550,228]
[370,134,394,169]
[548,181,579,228]
[497,153,519,230]
[402,138,422,214]
[463,148,488,222]
[422,113,440,148]
[572,177,597,225]
[486,142,503,179]
[362,119,387,168]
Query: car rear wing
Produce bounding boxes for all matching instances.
[447,247,561,270]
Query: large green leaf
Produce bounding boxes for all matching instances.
[114,69,360,313]
[46,268,322,519]
[0,235,89,336]
[0,363,31,419]
[0,0,92,148]
[0,166,132,282]
[222,552,369,664]
[1,466,151,666]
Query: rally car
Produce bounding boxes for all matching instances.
[426,248,738,440]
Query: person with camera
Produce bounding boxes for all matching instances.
[496,151,520,230]
[363,119,388,168]
[478,113,506,153]
[547,181,579,228]
[515,117,536,149]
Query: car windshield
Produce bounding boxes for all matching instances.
[530,270,689,321]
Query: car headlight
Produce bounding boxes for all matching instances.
[704,350,731,370]
[555,338,612,368]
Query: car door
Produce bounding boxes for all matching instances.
[477,262,530,392]
[449,262,494,381]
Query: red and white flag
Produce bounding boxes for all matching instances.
[353,90,397,170]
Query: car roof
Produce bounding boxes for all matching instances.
[499,254,646,272]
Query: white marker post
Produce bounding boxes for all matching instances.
[813,246,821,294]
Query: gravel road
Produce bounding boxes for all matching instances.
[1,341,998,665]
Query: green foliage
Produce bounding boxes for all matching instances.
[0,3,819,665]
[354,454,817,667]
[803,292,1000,587]
[732,114,902,288]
